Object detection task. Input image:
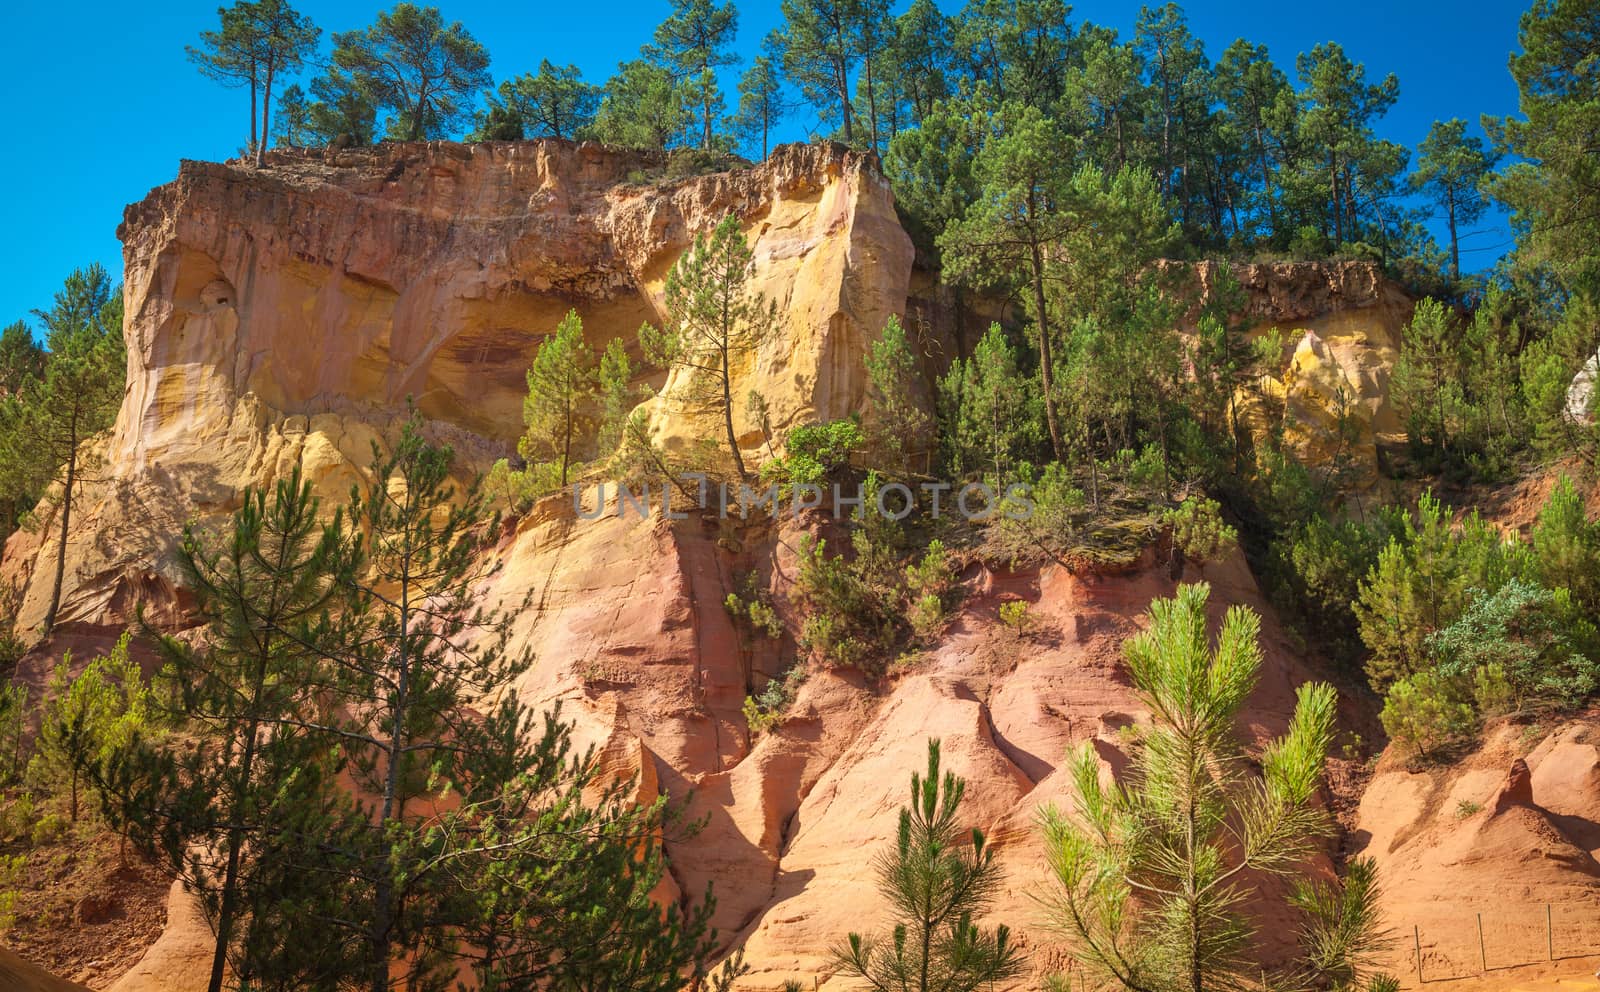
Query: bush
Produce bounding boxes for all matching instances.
[0,790,34,844]
[484,458,565,513]
[0,853,23,931]
[905,540,959,640]
[1472,663,1516,718]
[743,665,807,735]
[1531,476,1600,608]
[763,419,863,486]
[1278,507,1406,664]
[724,589,782,639]
[998,600,1031,635]
[1354,493,1526,691]
[31,635,152,822]
[1380,670,1474,760]
[0,682,27,786]
[1429,579,1600,711]
[1164,496,1237,564]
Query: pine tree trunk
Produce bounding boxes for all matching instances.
[1029,238,1065,462]
[1330,154,1343,245]
[837,60,852,145]
[721,342,746,479]
[43,415,78,636]
[1447,193,1460,281]
[865,57,879,153]
[208,714,262,992]
[256,54,276,168]
[248,66,258,157]
[370,581,413,992]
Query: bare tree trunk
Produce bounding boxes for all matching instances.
[256,55,276,168]
[1447,193,1460,281]
[1029,239,1065,462]
[43,415,78,635]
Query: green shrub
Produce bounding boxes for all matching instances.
[1379,670,1474,760]
[1531,476,1600,608]
[1354,493,1526,691]
[998,600,1030,635]
[909,593,945,640]
[1164,496,1237,564]
[0,682,27,786]
[994,462,1086,559]
[1472,663,1516,717]
[30,812,65,846]
[763,419,863,486]
[0,853,23,931]
[1279,507,1406,664]
[743,665,808,735]
[0,790,34,844]
[484,458,565,513]
[664,147,738,180]
[1429,579,1600,711]
[724,589,782,639]
[31,634,153,822]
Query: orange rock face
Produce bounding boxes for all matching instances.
[14,140,1593,992]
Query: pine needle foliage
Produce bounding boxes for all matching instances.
[833,738,1023,992]
[1039,582,1341,992]
[642,213,779,478]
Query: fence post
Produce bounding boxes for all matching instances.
[1547,903,1554,961]
[1477,913,1487,972]
[1415,925,1424,985]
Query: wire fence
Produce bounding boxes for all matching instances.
[1401,902,1600,986]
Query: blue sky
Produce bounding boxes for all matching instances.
[0,0,1530,326]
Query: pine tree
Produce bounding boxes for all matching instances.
[592,59,692,151]
[0,264,127,636]
[187,1,268,155]
[731,53,788,159]
[93,470,356,992]
[272,83,314,146]
[936,323,1038,479]
[319,419,515,991]
[833,739,1023,992]
[1412,119,1498,281]
[1483,0,1600,295]
[519,310,596,487]
[597,337,639,460]
[863,315,930,475]
[332,3,491,141]
[36,635,150,824]
[307,66,379,146]
[453,708,719,991]
[940,105,1077,460]
[774,0,859,143]
[187,0,319,163]
[886,0,951,130]
[1040,583,1342,992]
[1532,476,1600,609]
[642,214,779,478]
[1391,297,1462,462]
[647,0,739,151]
[1294,43,1400,247]
[505,60,601,140]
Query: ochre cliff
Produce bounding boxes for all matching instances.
[6,139,912,637]
[8,141,1595,992]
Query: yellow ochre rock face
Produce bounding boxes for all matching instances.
[110,139,912,478]
[3,139,914,636]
